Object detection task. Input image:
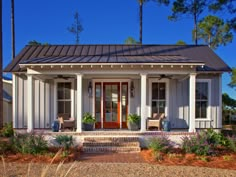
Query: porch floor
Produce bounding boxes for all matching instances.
[15,128,193,136]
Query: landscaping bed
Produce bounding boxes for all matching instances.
[2,147,80,163]
[141,149,236,170]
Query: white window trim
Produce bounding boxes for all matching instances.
[148,78,169,119]
[53,79,75,120]
[195,79,211,121]
[92,79,131,129]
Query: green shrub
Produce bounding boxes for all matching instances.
[0,141,12,155]
[226,136,236,152]
[11,133,48,154]
[82,113,96,124]
[1,122,14,137]
[205,129,228,147]
[181,133,211,156]
[55,135,73,150]
[127,114,141,123]
[148,135,172,153]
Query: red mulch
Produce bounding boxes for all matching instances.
[2,147,80,164]
[140,149,236,170]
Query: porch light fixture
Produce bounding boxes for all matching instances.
[88,81,93,97]
[130,81,135,98]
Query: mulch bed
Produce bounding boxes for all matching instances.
[2,147,80,164]
[140,149,236,170]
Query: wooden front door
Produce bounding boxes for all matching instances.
[103,83,120,128]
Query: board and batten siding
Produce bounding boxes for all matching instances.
[146,74,221,129]
[14,75,54,129]
[13,74,222,129]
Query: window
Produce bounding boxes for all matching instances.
[196,81,210,119]
[152,83,166,116]
[95,83,101,123]
[57,83,71,114]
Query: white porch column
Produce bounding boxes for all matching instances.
[76,74,83,133]
[140,73,147,132]
[218,74,222,129]
[12,74,17,129]
[27,74,33,132]
[189,73,196,132]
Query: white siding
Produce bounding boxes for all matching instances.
[13,74,222,129]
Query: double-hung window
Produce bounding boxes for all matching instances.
[151,83,166,116]
[57,83,71,114]
[196,80,210,119]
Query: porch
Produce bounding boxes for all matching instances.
[15,67,201,133]
[12,58,221,133]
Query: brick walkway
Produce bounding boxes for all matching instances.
[79,152,146,163]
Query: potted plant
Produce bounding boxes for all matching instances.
[127,114,141,131]
[82,113,96,131]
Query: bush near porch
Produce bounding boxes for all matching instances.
[143,129,236,167]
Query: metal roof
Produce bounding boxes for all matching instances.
[4,44,231,72]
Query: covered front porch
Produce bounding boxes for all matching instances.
[14,62,205,133]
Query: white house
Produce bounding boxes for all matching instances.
[4,44,231,133]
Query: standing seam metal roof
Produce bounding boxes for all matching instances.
[3,44,231,72]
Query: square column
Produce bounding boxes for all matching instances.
[218,74,222,129]
[140,73,147,132]
[189,73,196,132]
[76,74,83,132]
[27,74,33,132]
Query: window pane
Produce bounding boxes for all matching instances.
[201,101,207,118]
[57,83,64,99]
[202,83,208,100]
[159,101,165,113]
[196,101,201,118]
[58,101,64,113]
[65,101,71,114]
[65,83,71,99]
[122,84,128,122]
[159,83,165,99]
[95,83,101,122]
[96,85,101,98]
[196,82,208,119]
[152,101,157,115]
[196,83,201,99]
[152,83,158,99]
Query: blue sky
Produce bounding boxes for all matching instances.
[2,0,236,98]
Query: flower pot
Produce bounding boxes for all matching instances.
[127,121,140,131]
[83,123,94,131]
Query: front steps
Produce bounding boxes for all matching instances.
[82,137,141,153]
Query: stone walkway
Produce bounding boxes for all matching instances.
[79,152,145,163]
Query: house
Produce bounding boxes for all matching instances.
[3,76,12,124]
[4,44,231,133]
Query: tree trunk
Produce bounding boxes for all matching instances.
[0,0,3,128]
[11,0,15,59]
[193,0,198,45]
[139,1,143,45]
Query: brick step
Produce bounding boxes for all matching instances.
[82,146,141,153]
[84,137,139,143]
[83,141,140,147]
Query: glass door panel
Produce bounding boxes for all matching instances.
[95,83,101,128]
[121,83,128,128]
[103,83,120,128]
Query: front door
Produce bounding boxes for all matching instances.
[103,83,120,128]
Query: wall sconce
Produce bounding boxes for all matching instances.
[130,81,135,98]
[88,81,93,97]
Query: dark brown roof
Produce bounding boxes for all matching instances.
[4,44,231,72]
